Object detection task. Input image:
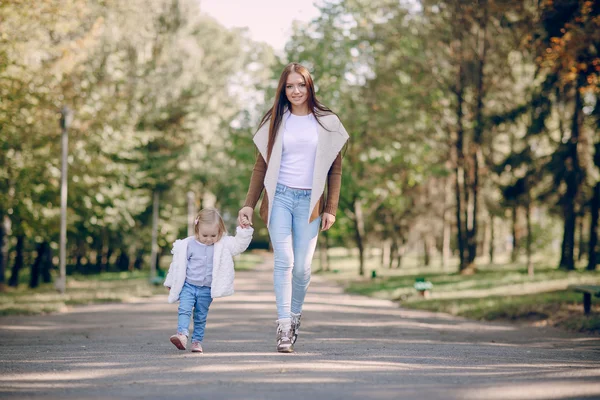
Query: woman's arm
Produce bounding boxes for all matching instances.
[324,152,342,216]
[243,153,267,209]
[238,153,267,226]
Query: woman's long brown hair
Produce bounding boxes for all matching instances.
[258,63,336,161]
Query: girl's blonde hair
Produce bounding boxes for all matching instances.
[194,208,226,241]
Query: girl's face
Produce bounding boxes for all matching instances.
[196,223,219,245]
[285,72,308,110]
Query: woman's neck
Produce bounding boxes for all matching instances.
[290,104,310,116]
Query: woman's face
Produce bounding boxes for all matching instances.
[285,72,308,109]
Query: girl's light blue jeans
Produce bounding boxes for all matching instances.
[269,183,321,320]
[177,282,213,343]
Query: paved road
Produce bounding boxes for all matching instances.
[1,255,599,400]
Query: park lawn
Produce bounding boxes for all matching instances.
[0,252,263,316]
[0,270,166,316]
[322,250,600,334]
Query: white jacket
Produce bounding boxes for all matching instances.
[163,226,253,303]
[253,111,349,226]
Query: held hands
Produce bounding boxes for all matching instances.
[238,206,254,228]
[321,212,336,231]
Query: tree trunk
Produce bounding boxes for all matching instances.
[526,202,533,277]
[154,249,161,273]
[94,239,102,274]
[150,190,160,280]
[588,182,599,270]
[41,242,52,283]
[396,237,406,269]
[466,1,488,270]
[29,242,48,288]
[8,235,24,287]
[389,238,397,269]
[423,234,431,267]
[452,2,467,272]
[511,206,519,263]
[454,140,467,271]
[577,214,585,262]
[381,239,389,269]
[0,211,5,290]
[489,215,495,264]
[560,207,577,270]
[352,199,366,276]
[117,250,130,271]
[442,177,452,269]
[559,79,584,270]
[75,252,83,273]
[134,249,144,270]
[105,247,113,272]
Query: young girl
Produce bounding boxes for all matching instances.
[164,208,253,353]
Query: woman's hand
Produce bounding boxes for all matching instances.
[238,206,254,228]
[321,212,336,231]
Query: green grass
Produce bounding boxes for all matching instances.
[0,252,264,316]
[234,252,264,271]
[0,274,165,316]
[322,249,600,334]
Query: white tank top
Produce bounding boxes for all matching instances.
[277,113,318,189]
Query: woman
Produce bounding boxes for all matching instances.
[238,62,349,353]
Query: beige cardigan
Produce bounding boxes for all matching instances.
[243,111,349,226]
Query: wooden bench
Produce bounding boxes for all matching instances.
[568,285,600,315]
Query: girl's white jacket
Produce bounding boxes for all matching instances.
[163,227,253,303]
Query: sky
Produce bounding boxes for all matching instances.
[199,0,321,52]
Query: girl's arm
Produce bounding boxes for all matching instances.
[226,226,254,257]
[164,262,174,288]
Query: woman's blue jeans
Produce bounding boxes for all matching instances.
[177,282,212,343]
[269,183,321,320]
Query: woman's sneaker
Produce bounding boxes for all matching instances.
[276,320,293,353]
[170,333,187,350]
[291,313,302,345]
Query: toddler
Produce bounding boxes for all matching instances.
[164,208,253,353]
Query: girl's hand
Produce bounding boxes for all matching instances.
[321,213,336,231]
[238,206,254,228]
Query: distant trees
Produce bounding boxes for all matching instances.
[277,0,598,274]
[2,0,598,285]
[1,0,272,287]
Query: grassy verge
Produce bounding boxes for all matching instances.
[320,249,600,334]
[0,252,263,316]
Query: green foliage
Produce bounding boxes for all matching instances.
[2,0,598,289]
[1,0,273,280]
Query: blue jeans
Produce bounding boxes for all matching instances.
[177,282,213,343]
[269,183,321,320]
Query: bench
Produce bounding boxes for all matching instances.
[414,278,433,298]
[150,269,166,286]
[568,285,600,315]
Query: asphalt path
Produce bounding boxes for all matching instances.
[1,255,599,400]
